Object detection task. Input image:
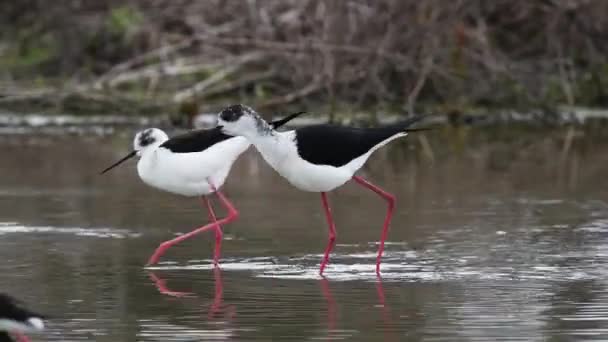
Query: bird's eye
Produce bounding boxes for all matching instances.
[219,111,231,121]
[138,130,156,147]
[220,108,242,122]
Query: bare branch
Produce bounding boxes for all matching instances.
[172,52,264,103]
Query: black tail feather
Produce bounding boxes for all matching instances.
[394,114,427,131]
[269,111,306,129]
[404,127,434,133]
[376,114,430,135]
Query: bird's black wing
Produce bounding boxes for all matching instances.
[294,115,426,167]
[159,127,230,153]
[160,111,307,153]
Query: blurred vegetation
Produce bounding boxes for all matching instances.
[0,0,608,116]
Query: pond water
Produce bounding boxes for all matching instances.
[1,126,608,341]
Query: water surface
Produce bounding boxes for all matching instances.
[1,128,608,341]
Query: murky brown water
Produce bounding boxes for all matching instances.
[1,126,608,341]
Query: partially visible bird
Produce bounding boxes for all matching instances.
[217,104,429,276]
[0,293,45,342]
[101,110,306,266]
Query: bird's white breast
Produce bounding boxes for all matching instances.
[249,131,353,192]
[137,137,250,196]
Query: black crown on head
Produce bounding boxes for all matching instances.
[138,129,157,147]
[220,104,255,122]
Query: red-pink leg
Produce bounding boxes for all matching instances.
[352,176,396,276]
[147,181,239,266]
[13,333,30,342]
[203,196,223,266]
[319,192,337,276]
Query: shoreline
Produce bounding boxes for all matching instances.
[0,106,607,133]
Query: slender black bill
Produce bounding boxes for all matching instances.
[100,151,137,174]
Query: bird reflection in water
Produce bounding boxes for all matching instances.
[147,272,193,298]
[320,278,336,332]
[147,268,235,320]
[375,279,395,337]
[321,277,396,341]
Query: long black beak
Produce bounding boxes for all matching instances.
[100,151,137,174]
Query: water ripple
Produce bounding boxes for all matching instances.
[0,222,141,238]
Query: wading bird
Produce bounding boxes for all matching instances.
[101,111,306,266]
[217,105,428,275]
[0,294,44,342]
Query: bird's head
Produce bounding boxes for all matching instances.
[217,104,271,138]
[133,128,169,154]
[100,128,169,174]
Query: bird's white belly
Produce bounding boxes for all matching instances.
[281,157,353,192]
[140,170,218,196]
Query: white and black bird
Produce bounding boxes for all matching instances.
[0,294,45,342]
[101,111,306,266]
[217,104,429,276]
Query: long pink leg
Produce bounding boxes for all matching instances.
[203,197,223,266]
[13,333,30,342]
[147,181,239,266]
[319,192,337,275]
[352,176,396,276]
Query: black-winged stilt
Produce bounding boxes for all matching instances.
[0,294,45,342]
[101,111,306,266]
[217,105,429,276]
